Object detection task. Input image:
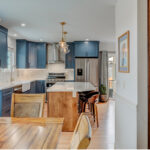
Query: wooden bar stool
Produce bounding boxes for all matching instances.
[88,94,99,128]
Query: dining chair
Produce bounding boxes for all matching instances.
[11,93,45,118]
[70,113,92,149]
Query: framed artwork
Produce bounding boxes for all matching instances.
[118,31,130,73]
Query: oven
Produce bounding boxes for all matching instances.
[46,73,66,89]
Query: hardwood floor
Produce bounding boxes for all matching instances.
[44,100,115,149]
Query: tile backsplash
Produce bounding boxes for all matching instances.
[0,64,74,83]
[17,63,74,81]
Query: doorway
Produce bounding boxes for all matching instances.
[108,52,116,99]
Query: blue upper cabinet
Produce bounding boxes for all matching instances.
[0,25,8,68]
[74,41,88,57]
[65,42,75,69]
[28,42,37,68]
[74,41,100,58]
[16,40,28,68]
[37,43,47,68]
[16,40,47,69]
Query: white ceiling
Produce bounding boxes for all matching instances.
[0,0,116,43]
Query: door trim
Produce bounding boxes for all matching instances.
[148,0,150,148]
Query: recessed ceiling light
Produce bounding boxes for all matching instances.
[40,39,43,42]
[85,39,89,41]
[21,23,26,27]
[13,34,17,37]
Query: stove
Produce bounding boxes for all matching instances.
[46,73,65,87]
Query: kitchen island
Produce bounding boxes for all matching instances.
[47,82,96,132]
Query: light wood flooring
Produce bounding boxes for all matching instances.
[44,100,115,149]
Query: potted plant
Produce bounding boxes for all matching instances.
[100,84,108,102]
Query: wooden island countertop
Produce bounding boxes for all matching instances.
[47,82,96,132]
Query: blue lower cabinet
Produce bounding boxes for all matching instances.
[24,80,46,94]
[30,81,36,93]
[0,91,2,116]
[36,80,46,93]
[0,88,13,117]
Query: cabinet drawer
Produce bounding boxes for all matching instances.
[2,105,10,117]
[2,88,13,96]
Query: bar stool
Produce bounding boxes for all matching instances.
[79,91,99,113]
[88,94,99,127]
[79,92,99,128]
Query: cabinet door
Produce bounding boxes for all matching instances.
[87,41,99,58]
[0,28,7,68]
[37,43,46,68]
[2,94,12,116]
[65,42,75,69]
[30,81,36,93]
[28,42,37,68]
[16,40,28,68]
[0,91,2,117]
[36,81,45,93]
[75,42,88,57]
[2,88,13,117]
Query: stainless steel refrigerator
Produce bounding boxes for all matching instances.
[75,58,99,88]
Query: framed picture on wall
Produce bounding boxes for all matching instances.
[118,31,130,73]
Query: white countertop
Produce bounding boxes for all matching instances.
[47,82,97,93]
[0,79,46,90]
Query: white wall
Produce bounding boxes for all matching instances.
[115,0,138,148]
[100,41,115,52]
[115,0,148,148]
[137,0,148,148]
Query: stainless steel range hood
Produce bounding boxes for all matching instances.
[47,43,65,64]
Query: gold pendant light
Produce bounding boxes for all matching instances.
[63,31,70,53]
[59,22,66,48]
[59,22,69,53]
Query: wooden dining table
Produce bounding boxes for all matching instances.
[0,117,64,149]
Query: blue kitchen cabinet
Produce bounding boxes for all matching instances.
[0,91,2,116]
[37,43,47,68]
[0,88,13,117]
[30,81,36,93]
[74,41,88,57]
[28,42,37,68]
[87,41,99,57]
[16,40,29,68]
[0,25,8,68]
[36,80,46,93]
[74,41,99,58]
[65,42,75,69]
[16,40,47,69]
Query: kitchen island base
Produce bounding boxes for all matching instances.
[47,92,79,132]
